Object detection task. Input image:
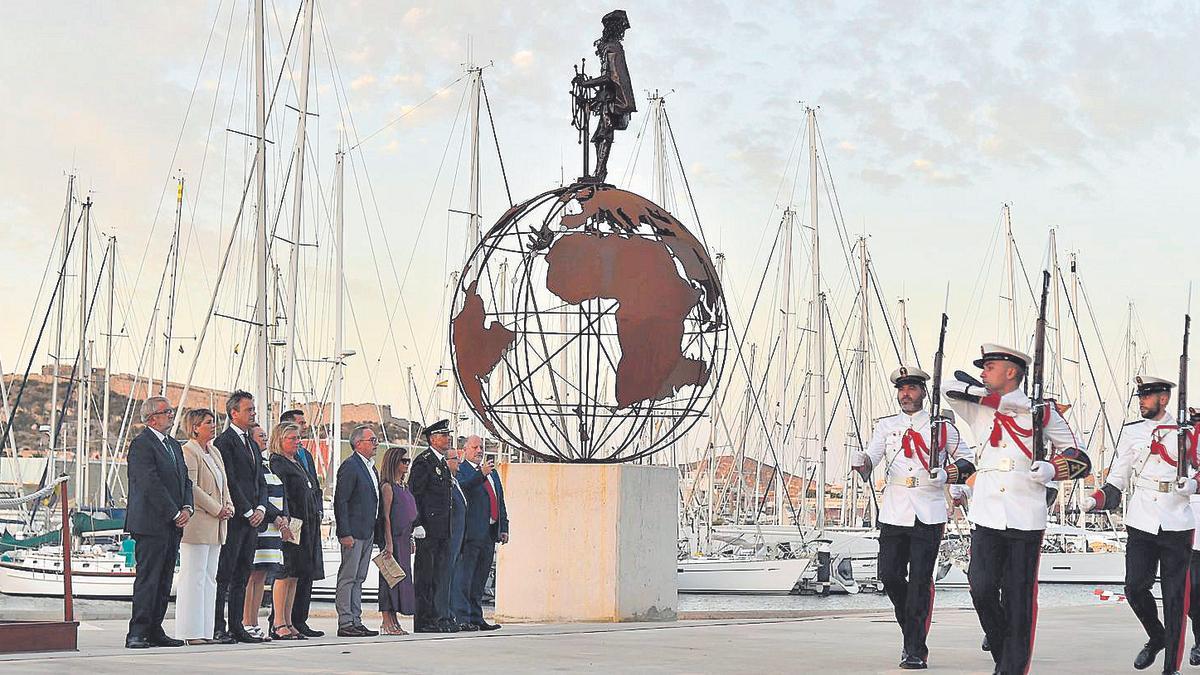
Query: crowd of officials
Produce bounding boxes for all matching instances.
[123,389,508,648]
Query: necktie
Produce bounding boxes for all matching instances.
[483,475,499,521]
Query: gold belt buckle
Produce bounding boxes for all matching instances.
[904,477,918,488]
[1158,481,1172,493]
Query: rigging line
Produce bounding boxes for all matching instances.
[813,119,863,289]
[0,217,82,462]
[14,191,67,365]
[1058,271,1121,451]
[617,102,652,188]
[125,0,227,317]
[348,74,469,152]
[824,301,879,525]
[479,76,513,208]
[867,263,907,367]
[342,283,391,443]
[1079,277,1129,423]
[661,107,710,251]
[950,206,1005,357]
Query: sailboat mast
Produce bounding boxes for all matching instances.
[849,237,870,527]
[50,173,74,482]
[808,106,826,532]
[284,0,314,413]
[775,208,793,525]
[651,92,667,205]
[332,148,345,486]
[455,62,483,434]
[76,197,92,506]
[1003,204,1017,346]
[898,298,908,363]
[101,235,115,507]
[253,0,271,430]
[162,177,183,396]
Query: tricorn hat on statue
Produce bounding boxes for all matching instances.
[973,343,1032,370]
[602,9,630,29]
[422,419,452,440]
[1134,376,1175,396]
[889,365,930,388]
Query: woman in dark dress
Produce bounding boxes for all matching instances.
[267,422,317,640]
[379,446,417,635]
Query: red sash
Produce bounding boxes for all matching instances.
[902,427,947,471]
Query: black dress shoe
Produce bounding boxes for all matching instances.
[898,655,928,670]
[232,629,264,644]
[1134,641,1164,670]
[413,624,442,633]
[438,622,460,633]
[148,634,185,647]
[474,621,501,631]
[337,625,368,637]
[1191,644,1200,667]
[458,623,480,632]
[295,625,324,638]
[212,630,237,645]
[981,636,990,652]
[355,625,379,637]
[125,635,152,649]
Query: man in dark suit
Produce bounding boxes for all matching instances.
[276,408,324,638]
[124,396,193,649]
[213,390,280,644]
[452,434,508,631]
[442,447,468,629]
[333,424,381,637]
[408,419,454,633]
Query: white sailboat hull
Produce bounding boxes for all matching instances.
[677,557,809,595]
[0,547,178,600]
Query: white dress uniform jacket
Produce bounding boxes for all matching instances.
[865,409,973,527]
[1108,413,1194,533]
[944,386,1078,531]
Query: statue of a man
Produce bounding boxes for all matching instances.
[575,10,635,183]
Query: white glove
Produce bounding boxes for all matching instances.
[1029,460,1055,484]
[1175,478,1197,496]
[928,468,948,487]
[850,451,869,469]
[412,526,426,539]
[1082,496,1097,512]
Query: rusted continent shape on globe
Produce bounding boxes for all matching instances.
[451,278,516,433]
[545,229,708,409]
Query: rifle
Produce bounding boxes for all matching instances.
[928,312,949,477]
[1178,314,1191,479]
[1030,271,1051,463]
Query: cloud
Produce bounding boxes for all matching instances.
[350,73,377,91]
[511,50,534,69]
[402,7,428,26]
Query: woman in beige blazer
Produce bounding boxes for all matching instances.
[177,408,235,644]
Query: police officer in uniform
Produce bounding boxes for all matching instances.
[1086,377,1195,674]
[408,419,455,633]
[943,343,1090,675]
[852,366,975,669]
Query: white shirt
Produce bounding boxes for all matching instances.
[945,385,1080,531]
[229,424,264,517]
[1108,412,1193,533]
[865,409,972,527]
[357,451,379,501]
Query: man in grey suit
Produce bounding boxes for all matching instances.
[333,424,381,637]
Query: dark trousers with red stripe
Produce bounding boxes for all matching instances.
[1126,526,1192,673]
[878,520,943,660]
[968,525,1042,675]
[1188,550,1200,645]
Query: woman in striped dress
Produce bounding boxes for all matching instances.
[241,423,292,641]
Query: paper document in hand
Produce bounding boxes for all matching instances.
[285,517,303,544]
[373,551,407,588]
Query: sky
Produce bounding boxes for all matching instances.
[1,1,1198,453]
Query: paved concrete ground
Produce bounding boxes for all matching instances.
[0,603,1169,673]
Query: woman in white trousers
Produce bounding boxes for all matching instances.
[177,408,234,644]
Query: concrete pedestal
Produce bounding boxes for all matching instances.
[494,463,677,623]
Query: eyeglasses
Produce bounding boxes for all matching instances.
[154,408,177,417]
[363,437,379,445]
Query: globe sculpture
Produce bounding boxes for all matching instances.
[450,183,728,462]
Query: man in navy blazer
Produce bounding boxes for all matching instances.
[212,390,280,644]
[124,396,193,649]
[333,424,382,637]
[452,435,508,631]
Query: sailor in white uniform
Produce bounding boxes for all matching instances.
[1087,377,1196,674]
[852,365,974,670]
[1186,407,1200,667]
[943,343,1090,675]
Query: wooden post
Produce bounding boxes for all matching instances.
[60,480,74,623]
